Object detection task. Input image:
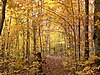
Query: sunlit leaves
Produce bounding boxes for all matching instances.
[96,12,100,17]
[0,0,96,75]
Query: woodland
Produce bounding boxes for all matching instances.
[0,0,100,75]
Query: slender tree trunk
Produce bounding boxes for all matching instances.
[26,26,30,60]
[26,10,30,75]
[39,25,42,52]
[71,0,77,62]
[84,0,89,60]
[26,10,30,64]
[33,22,37,53]
[94,0,100,57]
[78,0,81,61]
[22,29,25,59]
[6,27,10,74]
[71,0,77,74]
[0,0,7,35]
[38,1,43,53]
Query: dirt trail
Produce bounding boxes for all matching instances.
[42,56,70,75]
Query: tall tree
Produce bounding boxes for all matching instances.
[94,0,100,57]
[26,10,30,63]
[0,0,7,35]
[78,0,81,61]
[84,0,89,60]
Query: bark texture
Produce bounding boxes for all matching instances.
[84,0,89,60]
[94,0,100,57]
[0,0,7,35]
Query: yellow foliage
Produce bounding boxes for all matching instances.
[96,12,100,17]
[95,20,100,28]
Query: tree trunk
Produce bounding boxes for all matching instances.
[26,10,30,65]
[84,0,89,60]
[33,23,37,53]
[0,0,7,35]
[78,0,81,61]
[22,29,25,58]
[94,0,100,57]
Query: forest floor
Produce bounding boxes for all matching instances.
[42,56,72,75]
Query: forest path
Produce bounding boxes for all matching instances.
[42,56,71,75]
